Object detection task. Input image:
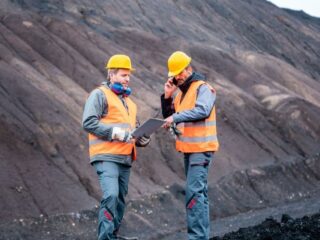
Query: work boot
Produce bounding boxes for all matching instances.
[116,235,138,240]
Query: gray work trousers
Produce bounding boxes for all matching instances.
[184,152,214,240]
[93,161,131,240]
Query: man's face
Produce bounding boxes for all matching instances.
[110,69,131,88]
[174,67,192,86]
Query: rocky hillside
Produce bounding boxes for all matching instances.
[0,0,319,232]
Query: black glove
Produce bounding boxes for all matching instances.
[169,123,182,137]
[135,135,151,147]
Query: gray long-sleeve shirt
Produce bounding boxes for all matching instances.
[172,84,216,123]
[161,72,216,123]
[82,82,133,166]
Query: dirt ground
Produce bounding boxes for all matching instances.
[211,213,320,240]
[1,191,319,240]
[1,210,319,240]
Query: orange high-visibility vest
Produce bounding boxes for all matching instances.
[174,80,219,153]
[88,86,137,160]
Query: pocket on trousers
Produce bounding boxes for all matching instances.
[190,161,209,167]
[190,152,213,167]
[93,161,103,174]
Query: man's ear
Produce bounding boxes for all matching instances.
[186,65,193,74]
[108,72,115,83]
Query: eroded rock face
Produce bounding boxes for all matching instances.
[0,0,319,224]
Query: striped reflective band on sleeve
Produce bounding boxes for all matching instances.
[177,135,218,143]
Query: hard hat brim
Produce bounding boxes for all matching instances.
[105,67,136,71]
[168,71,177,77]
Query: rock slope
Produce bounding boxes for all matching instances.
[0,0,319,226]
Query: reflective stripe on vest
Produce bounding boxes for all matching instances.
[177,120,216,128]
[178,135,218,143]
[88,86,137,160]
[174,80,219,153]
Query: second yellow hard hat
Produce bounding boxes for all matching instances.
[167,51,192,77]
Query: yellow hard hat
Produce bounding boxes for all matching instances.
[106,54,135,71]
[167,51,192,77]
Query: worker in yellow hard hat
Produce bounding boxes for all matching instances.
[82,54,149,240]
[161,51,219,239]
